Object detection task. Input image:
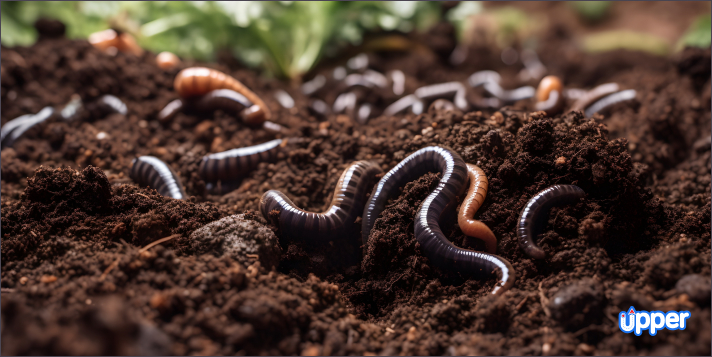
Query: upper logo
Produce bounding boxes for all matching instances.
[619,306,691,336]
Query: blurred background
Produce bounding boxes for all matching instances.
[2,1,710,81]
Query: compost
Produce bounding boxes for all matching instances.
[1,11,710,356]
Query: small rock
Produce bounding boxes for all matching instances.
[190,214,281,270]
[548,278,605,330]
[675,274,711,306]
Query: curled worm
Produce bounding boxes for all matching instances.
[173,67,270,122]
[458,164,497,254]
[570,82,619,112]
[199,138,285,183]
[517,185,585,259]
[415,82,469,111]
[129,156,187,200]
[260,160,383,242]
[158,89,263,125]
[584,89,637,118]
[483,82,535,103]
[362,147,515,295]
[1,106,55,148]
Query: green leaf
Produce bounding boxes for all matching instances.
[676,14,711,50]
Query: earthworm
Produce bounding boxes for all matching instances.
[347,53,369,71]
[1,106,55,148]
[60,95,83,120]
[517,185,585,259]
[301,74,326,96]
[260,160,383,242]
[129,156,187,200]
[389,70,405,95]
[357,104,372,124]
[333,92,358,114]
[468,70,501,88]
[309,99,330,117]
[430,99,457,112]
[362,146,515,294]
[97,95,128,116]
[156,51,180,69]
[534,90,562,114]
[519,49,547,81]
[383,94,424,116]
[458,164,497,254]
[173,67,271,122]
[415,82,469,111]
[584,89,637,118]
[570,82,620,112]
[483,82,536,103]
[274,90,295,109]
[199,138,285,183]
[158,89,263,125]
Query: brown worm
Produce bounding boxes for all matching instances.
[260,160,383,242]
[156,51,180,69]
[173,67,270,122]
[534,76,564,115]
[458,164,497,254]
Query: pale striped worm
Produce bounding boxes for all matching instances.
[1,106,55,148]
[458,164,497,254]
[517,185,585,259]
[260,160,382,242]
[362,147,515,295]
[584,89,637,118]
[415,82,469,111]
[570,83,620,112]
[129,156,187,200]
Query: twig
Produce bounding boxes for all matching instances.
[100,234,180,281]
[138,234,180,254]
[538,281,551,317]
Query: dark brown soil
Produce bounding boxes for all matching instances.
[2,5,710,356]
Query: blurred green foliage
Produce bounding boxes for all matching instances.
[0,1,441,79]
[676,14,711,50]
[582,30,670,56]
[569,1,611,22]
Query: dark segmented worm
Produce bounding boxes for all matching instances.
[1,106,55,148]
[362,146,515,295]
[458,163,497,254]
[173,67,270,122]
[517,185,585,259]
[129,156,187,200]
[584,89,636,118]
[198,138,285,183]
[260,160,383,241]
[158,89,263,125]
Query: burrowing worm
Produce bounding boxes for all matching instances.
[260,160,382,242]
[517,185,585,259]
[362,147,515,295]
[129,156,187,200]
[458,164,497,254]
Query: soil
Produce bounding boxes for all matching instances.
[1,4,710,356]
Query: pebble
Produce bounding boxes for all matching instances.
[548,278,605,330]
[675,274,711,306]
